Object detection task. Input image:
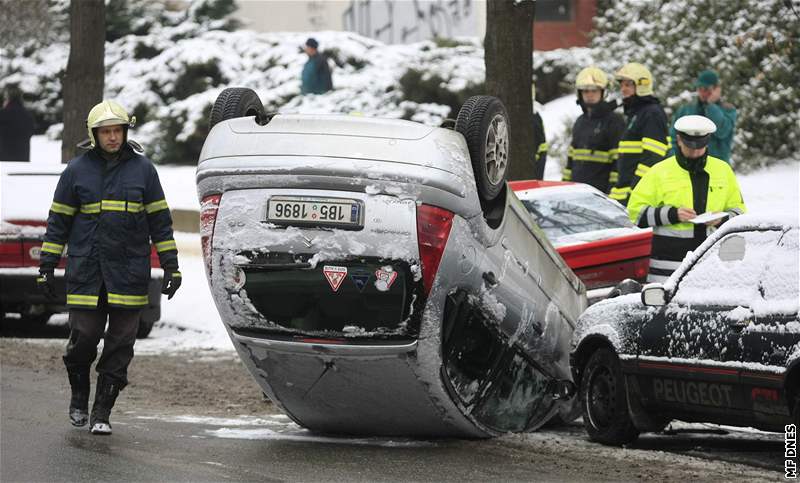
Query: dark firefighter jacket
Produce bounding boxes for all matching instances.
[610,95,669,205]
[627,152,746,282]
[563,99,625,193]
[40,144,178,309]
[531,112,548,179]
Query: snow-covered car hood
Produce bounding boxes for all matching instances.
[571,293,657,354]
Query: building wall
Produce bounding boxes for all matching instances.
[533,0,596,51]
[234,0,485,44]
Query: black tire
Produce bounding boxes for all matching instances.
[136,318,155,339]
[455,95,510,204]
[581,348,639,445]
[209,87,266,130]
[20,308,53,325]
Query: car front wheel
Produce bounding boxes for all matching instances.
[455,95,510,205]
[209,87,266,130]
[581,348,639,445]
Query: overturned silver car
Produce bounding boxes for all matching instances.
[196,88,587,437]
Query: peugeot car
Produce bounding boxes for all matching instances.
[570,214,799,445]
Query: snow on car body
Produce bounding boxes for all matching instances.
[510,180,652,303]
[570,213,800,444]
[196,91,587,437]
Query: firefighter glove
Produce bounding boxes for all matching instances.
[37,270,56,299]
[161,270,181,300]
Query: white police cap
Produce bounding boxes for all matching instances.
[674,115,716,149]
[674,115,716,136]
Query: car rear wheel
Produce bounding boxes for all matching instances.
[209,87,266,130]
[21,311,53,326]
[581,348,639,445]
[455,95,510,205]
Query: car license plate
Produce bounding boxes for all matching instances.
[266,196,363,228]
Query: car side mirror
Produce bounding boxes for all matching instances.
[641,283,667,306]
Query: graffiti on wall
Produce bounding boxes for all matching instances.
[343,0,477,44]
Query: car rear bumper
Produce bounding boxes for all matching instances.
[0,267,163,313]
[0,268,68,308]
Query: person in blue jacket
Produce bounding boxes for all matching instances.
[669,70,737,163]
[37,100,181,435]
[301,37,333,95]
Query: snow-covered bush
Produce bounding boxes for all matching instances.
[4,0,795,168]
[532,47,595,103]
[1,25,486,164]
[590,0,800,170]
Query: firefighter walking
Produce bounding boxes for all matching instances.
[563,66,626,193]
[37,100,182,434]
[628,115,746,282]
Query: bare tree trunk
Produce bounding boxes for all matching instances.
[61,0,105,163]
[484,0,536,181]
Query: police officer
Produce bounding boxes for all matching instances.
[563,66,626,193]
[37,100,182,434]
[628,115,746,282]
[610,63,669,205]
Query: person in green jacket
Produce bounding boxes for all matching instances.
[301,38,333,95]
[669,70,737,163]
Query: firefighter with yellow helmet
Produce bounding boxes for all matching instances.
[628,115,746,282]
[563,66,626,193]
[609,63,669,205]
[37,100,181,435]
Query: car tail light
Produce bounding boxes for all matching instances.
[633,257,649,281]
[416,204,454,296]
[0,240,23,268]
[200,194,222,278]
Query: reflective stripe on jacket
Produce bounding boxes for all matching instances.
[610,95,669,205]
[627,154,746,282]
[563,100,625,193]
[40,145,178,309]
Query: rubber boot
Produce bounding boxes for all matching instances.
[67,371,90,427]
[89,375,120,435]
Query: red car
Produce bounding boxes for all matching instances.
[0,163,163,337]
[510,180,651,303]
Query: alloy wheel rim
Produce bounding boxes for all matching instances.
[484,114,508,185]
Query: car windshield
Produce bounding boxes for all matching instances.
[520,190,634,243]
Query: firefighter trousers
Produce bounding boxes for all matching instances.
[62,306,141,389]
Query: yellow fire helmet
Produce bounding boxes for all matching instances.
[86,100,136,147]
[615,62,654,96]
[575,66,609,91]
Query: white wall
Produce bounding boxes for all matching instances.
[234,0,486,43]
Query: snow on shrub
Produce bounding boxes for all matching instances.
[589,0,799,171]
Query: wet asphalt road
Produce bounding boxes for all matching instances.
[2,359,789,483]
[1,363,577,483]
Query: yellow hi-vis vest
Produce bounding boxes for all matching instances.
[628,154,746,238]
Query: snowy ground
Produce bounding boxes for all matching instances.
[4,96,799,356]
